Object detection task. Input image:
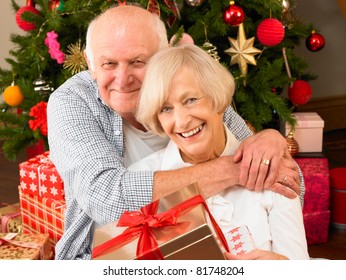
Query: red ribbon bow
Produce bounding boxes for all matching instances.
[92,194,229,260]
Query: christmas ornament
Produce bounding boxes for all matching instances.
[288,80,312,105]
[306,31,325,52]
[33,76,54,95]
[49,0,65,11]
[225,23,262,76]
[3,82,24,107]
[223,1,245,26]
[185,0,204,7]
[282,0,290,14]
[44,31,65,64]
[286,130,299,157]
[28,101,48,137]
[202,23,220,62]
[257,18,285,47]
[203,42,220,62]
[169,33,194,46]
[147,0,160,16]
[63,41,87,75]
[15,5,40,31]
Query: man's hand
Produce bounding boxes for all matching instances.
[267,149,300,199]
[225,249,288,260]
[234,129,286,191]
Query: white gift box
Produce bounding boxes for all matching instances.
[281,112,325,153]
[224,225,256,255]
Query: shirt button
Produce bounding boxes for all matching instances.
[115,130,121,136]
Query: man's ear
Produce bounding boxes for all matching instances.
[84,50,97,80]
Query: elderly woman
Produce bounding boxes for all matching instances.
[130,44,309,260]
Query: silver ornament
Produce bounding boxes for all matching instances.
[282,0,290,14]
[185,0,204,7]
[33,76,54,95]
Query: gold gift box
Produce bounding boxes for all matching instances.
[0,203,22,233]
[93,183,226,260]
[0,233,52,260]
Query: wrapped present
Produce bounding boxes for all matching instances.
[19,151,65,200]
[303,210,330,245]
[295,158,330,212]
[225,225,256,255]
[281,112,324,153]
[0,232,52,260]
[18,186,65,253]
[93,183,229,260]
[0,203,22,233]
[330,168,346,229]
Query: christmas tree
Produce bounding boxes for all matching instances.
[0,0,321,161]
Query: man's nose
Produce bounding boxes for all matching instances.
[114,65,133,87]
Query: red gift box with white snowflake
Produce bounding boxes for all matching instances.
[19,151,65,200]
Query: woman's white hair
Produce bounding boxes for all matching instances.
[136,44,235,136]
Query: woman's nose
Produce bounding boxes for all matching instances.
[174,107,191,129]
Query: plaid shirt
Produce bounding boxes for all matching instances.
[47,71,303,259]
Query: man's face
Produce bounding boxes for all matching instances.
[86,23,160,121]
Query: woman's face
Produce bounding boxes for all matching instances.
[157,67,226,164]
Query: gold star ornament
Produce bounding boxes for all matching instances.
[225,23,262,76]
[63,40,87,75]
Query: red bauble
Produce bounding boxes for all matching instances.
[288,80,312,106]
[16,6,40,31]
[306,31,325,52]
[223,3,245,26]
[257,18,285,46]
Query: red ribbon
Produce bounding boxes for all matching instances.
[92,194,229,259]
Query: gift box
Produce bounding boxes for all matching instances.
[225,225,256,255]
[0,203,22,233]
[303,210,330,245]
[0,232,52,260]
[281,112,324,153]
[330,168,346,229]
[295,158,330,212]
[18,186,65,253]
[93,183,228,260]
[19,151,65,200]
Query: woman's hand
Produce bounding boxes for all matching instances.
[225,249,288,260]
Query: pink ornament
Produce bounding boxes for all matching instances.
[169,33,194,46]
[257,18,285,47]
[44,31,65,64]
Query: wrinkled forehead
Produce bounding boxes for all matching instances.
[91,11,160,50]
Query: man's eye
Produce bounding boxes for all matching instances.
[102,62,116,69]
[132,60,146,68]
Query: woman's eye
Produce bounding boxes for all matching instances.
[184,97,199,105]
[160,106,172,113]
